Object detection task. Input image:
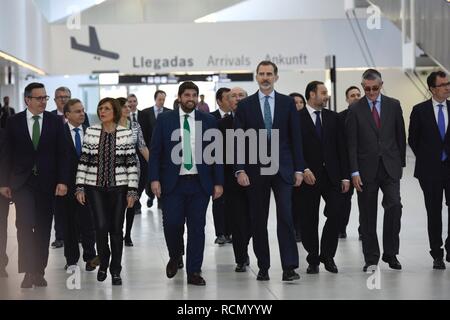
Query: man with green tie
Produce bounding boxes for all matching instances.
[0,82,69,288]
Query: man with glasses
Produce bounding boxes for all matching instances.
[52,87,90,127]
[0,82,69,288]
[409,71,450,270]
[346,69,406,272]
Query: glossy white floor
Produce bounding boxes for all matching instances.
[1,149,449,300]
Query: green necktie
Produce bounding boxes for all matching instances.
[183,114,193,170]
[32,115,40,150]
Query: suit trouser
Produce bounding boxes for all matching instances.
[247,173,299,271]
[52,199,64,241]
[418,161,450,260]
[212,191,232,237]
[125,155,146,237]
[292,185,306,236]
[161,176,209,274]
[13,179,53,274]
[226,184,251,264]
[86,186,127,274]
[58,194,96,265]
[0,196,9,269]
[299,167,341,265]
[357,160,402,265]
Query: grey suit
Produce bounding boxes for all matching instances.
[346,94,406,265]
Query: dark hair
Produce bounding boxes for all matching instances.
[362,69,382,81]
[63,98,82,115]
[116,97,127,108]
[127,93,137,100]
[55,86,71,97]
[97,97,121,123]
[427,71,448,90]
[24,82,45,98]
[305,81,324,101]
[345,86,361,98]
[178,81,199,97]
[216,87,231,102]
[154,90,166,100]
[256,60,278,76]
[289,92,306,105]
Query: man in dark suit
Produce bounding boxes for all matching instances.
[234,61,304,281]
[346,69,406,271]
[0,82,69,288]
[408,70,450,270]
[60,98,98,271]
[210,87,233,245]
[298,81,350,274]
[50,87,90,248]
[219,87,252,272]
[0,96,15,129]
[338,86,362,239]
[149,81,224,286]
[140,90,170,209]
[0,127,9,277]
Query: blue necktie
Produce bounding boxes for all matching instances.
[74,127,82,158]
[438,104,447,161]
[263,96,272,138]
[314,110,323,139]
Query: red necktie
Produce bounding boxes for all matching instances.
[372,101,380,128]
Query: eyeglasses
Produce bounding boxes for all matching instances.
[55,96,70,100]
[363,86,380,92]
[28,96,50,102]
[434,82,450,88]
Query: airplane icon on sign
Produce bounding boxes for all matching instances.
[71,26,120,60]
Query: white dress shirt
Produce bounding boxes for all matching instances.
[305,104,322,124]
[218,107,229,118]
[68,122,84,147]
[26,108,43,140]
[179,109,198,175]
[432,98,448,132]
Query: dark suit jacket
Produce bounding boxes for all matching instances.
[139,106,171,148]
[0,111,70,194]
[149,109,224,196]
[51,109,90,127]
[299,108,349,185]
[210,110,222,121]
[0,106,15,128]
[408,99,450,180]
[233,91,305,184]
[64,123,87,191]
[346,95,406,182]
[218,114,241,190]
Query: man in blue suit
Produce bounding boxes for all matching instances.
[0,82,69,288]
[234,61,305,281]
[149,81,224,286]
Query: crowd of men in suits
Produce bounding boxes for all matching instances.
[0,61,450,288]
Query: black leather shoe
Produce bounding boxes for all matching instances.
[166,258,179,278]
[306,264,319,274]
[382,255,402,270]
[0,268,8,278]
[21,273,33,288]
[235,263,247,272]
[147,199,153,208]
[256,269,270,281]
[321,257,338,273]
[225,235,233,243]
[112,274,122,285]
[214,235,226,245]
[338,232,347,239]
[97,269,107,282]
[282,269,300,281]
[33,274,47,287]
[177,257,184,269]
[187,273,206,286]
[124,237,134,247]
[51,240,64,248]
[363,263,378,272]
[433,258,446,270]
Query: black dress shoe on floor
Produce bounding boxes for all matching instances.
[124,237,134,247]
[147,199,153,208]
[382,255,402,270]
[338,232,347,239]
[235,263,247,272]
[306,264,319,274]
[21,273,33,288]
[97,269,107,282]
[187,273,206,286]
[282,269,300,281]
[33,274,47,287]
[214,235,226,245]
[51,240,64,249]
[112,274,122,285]
[0,268,8,278]
[166,258,179,278]
[363,263,378,272]
[256,269,270,281]
[225,235,232,243]
[433,258,446,270]
[321,258,338,273]
[177,257,184,269]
